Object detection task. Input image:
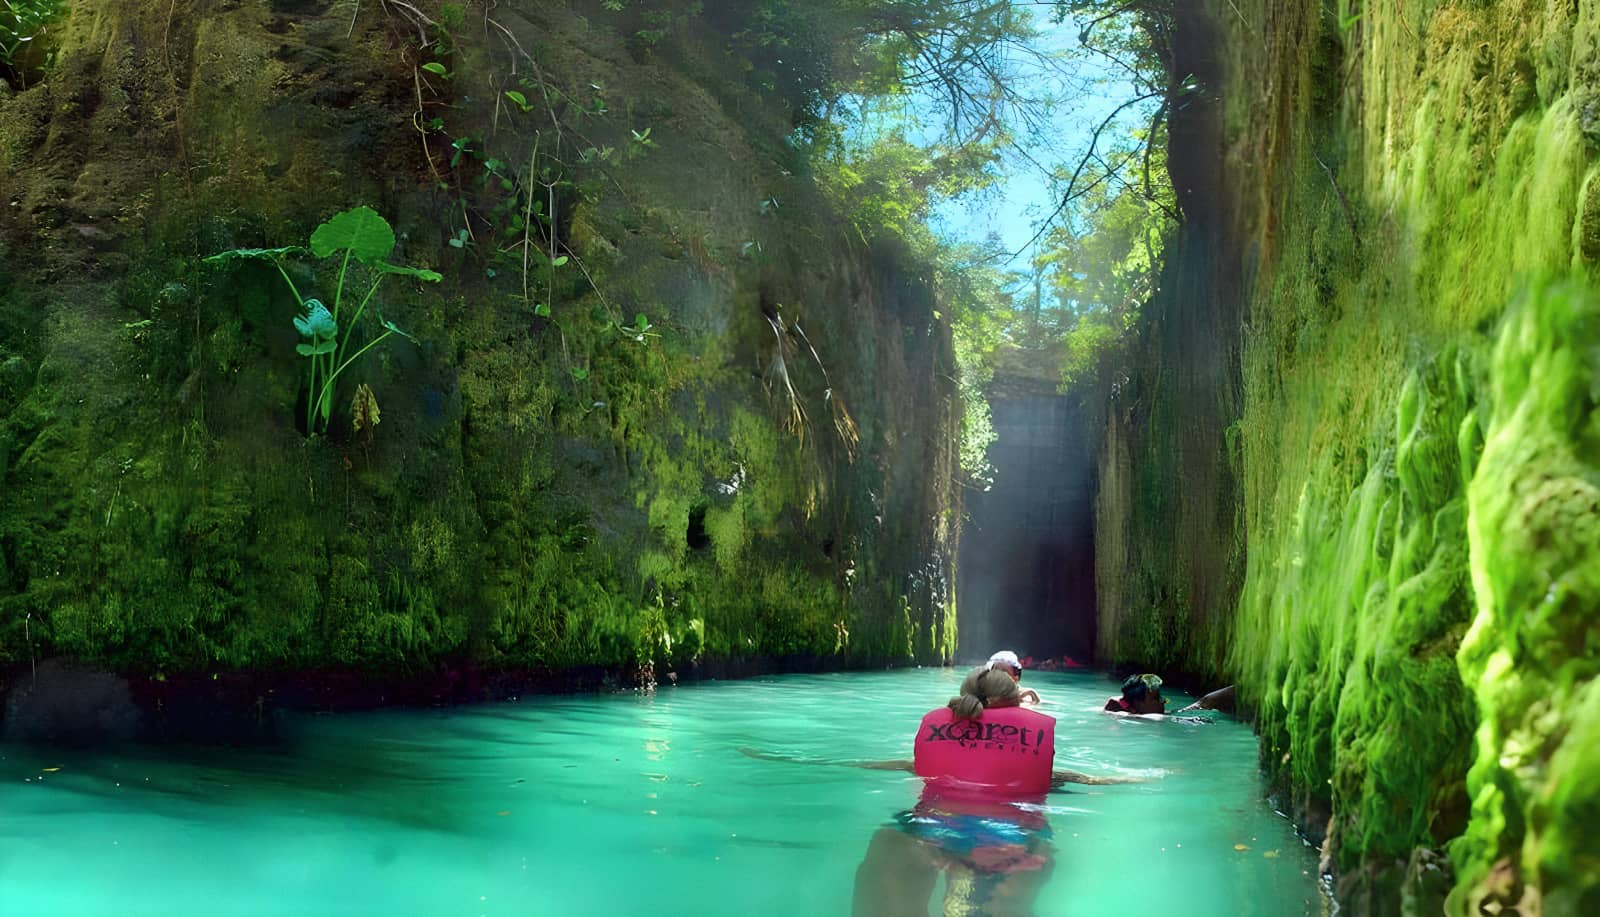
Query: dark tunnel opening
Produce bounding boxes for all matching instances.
[957,372,1099,667]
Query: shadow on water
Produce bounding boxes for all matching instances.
[0,704,574,837]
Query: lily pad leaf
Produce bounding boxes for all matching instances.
[203,246,304,265]
[310,206,395,263]
[293,299,337,340]
[375,261,444,282]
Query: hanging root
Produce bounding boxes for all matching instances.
[826,389,859,461]
[792,320,858,461]
[762,309,810,443]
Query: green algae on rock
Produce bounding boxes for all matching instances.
[0,2,960,687]
[1087,0,1600,912]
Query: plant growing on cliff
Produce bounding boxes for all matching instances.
[203,206,439,435]
[0,0,63,89]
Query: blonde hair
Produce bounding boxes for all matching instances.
[947,666,1021,720]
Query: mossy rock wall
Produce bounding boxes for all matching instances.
[1097,1,1600,912]
[0,2,960,686]
[1092,1,1244,678]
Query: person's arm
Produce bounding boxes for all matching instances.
[1177,685,1235,713]
[855,759,915,772]
[1020,689,1042,705]
[739,747,913,772]
[1051,768,1144,787]
[742,747,1137,788]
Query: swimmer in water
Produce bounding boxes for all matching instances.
[1104,673,1167,715]
[739,666,1140,787]
[985,650,1041,706]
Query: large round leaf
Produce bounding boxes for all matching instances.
[309,206,396,263]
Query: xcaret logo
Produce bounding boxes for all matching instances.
[922,720,1044,754]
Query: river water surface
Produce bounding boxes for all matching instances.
[1,668,1324,915]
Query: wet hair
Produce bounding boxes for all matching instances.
[1121,674,1149,702]
[948,667,1021,720]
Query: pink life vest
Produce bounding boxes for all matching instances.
[912,705,1056,796]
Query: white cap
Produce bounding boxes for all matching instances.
[987,650,1022,672]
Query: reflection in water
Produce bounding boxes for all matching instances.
[856,787,1056,916]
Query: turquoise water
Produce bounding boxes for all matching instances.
[1,669,1324,916]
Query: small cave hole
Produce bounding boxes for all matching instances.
[686,503,711,551]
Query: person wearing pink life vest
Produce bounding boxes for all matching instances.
[852,666,1070,916]
[739,667,1141,913]
[914,663,1054,794]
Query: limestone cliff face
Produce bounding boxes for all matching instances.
[1095,1,1600,912]
[0,1,960,690]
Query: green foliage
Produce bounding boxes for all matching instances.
[938,243,1018,484]
[1044,100,1175,393]
[0,0,62,88]
[1452,281,1600,916]
[815,129,995,249]
[0,0,963,693]
[1058,313,1118,390]
[1208,0,1600,908]
[204,206,437,435]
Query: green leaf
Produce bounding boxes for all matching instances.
[203,246,304,265]
[380,318,418,342]
[534,302,552,317]
[421,62,448,77]
[309,206,396,263]
[292,299,337,340]
[376,261,444,282]
[504,90,528,109]
[634,313,650,331]
[295,342,315,356]
[551,255,568,267]
[570,367,590,381]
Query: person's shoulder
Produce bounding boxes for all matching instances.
[1009,706,1056,726]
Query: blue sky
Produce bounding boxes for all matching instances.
[913,7,1148,264]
